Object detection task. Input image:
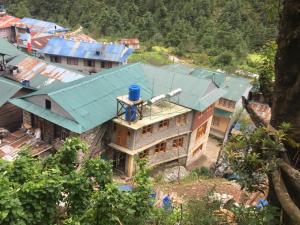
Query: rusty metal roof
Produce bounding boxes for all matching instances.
[6,54,85,89]
[119,38,140,45]
[0,15,20,29]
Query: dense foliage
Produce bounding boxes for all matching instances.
[6,0,277,68]
[224,124,289,192]
[0,137,153,225]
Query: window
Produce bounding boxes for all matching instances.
[127,131,131,136]
[159,119,169,129]
[101,61,105,68]
[155,142,166,153]
[67,57,78,65]
[50,55,61,63]
[139,149,149,159]
[142,125,153,134]
[173,137,184,148]
[176,114,187,126]
[192,144,203,156]
[196,122,207,140]
[212,117,220,126]
[113,123,117,131]
[84,59,95,67]
[106,62,113,68]
[45,99,51,110]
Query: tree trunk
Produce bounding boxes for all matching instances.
[271,0,300,143]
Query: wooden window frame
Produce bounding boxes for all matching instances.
[139,149,149,159]
[50,55,61,63]
[84,59,95,67]
[142,125,153,134]
[196,122,207,140]
[155,142,166,153]
[67,57,78,65]
[159,119,169,129]
[172,137,184,148]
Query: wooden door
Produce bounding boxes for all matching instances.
[116,125,128,147]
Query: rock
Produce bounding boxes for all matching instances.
[0,128,9,139]
[163,166,189,182]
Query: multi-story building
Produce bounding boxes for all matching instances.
[10,63,225,175]
[163,64,252,141]
[39,37,133,74]
[190,69,252,140]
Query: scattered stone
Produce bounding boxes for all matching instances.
[163,166,189,182]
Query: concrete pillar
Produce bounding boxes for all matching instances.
[126,154,135,177]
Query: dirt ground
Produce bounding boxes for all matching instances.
[155,178,246,204]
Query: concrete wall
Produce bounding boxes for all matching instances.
[186,112,212,165]
[133,112,193,150]
[27,95,75,121]
[146,134,189,166]
[44,55,120,74]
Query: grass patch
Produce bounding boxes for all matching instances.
[128,48,172,66]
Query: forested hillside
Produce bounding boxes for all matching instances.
[6,0,277,68]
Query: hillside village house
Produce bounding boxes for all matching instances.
[163,64,252,141]
[0,38,85,132]
[10,63,225,176]
[39,37,133,74]
[119,38,140,50]
[0,14,20,42]
[14,17,68,47]
[190,69,252,141]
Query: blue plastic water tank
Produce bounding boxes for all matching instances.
[128,84,140,101]
[125,106,137,121]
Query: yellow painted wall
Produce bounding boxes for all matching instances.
[211,115,230,133]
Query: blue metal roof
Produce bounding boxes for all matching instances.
[20,18,68,33]
[39,37,133,63]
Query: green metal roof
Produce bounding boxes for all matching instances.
[0,38,23,58]
[190,68,252,101]
[161,64,193,75]
[0,77,23,107]
[10,63,226,133]
[10,98,82,133]
[214,108,233,118]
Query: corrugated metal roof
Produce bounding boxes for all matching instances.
[6,54,85,89]
[161,64,194,75]
[141,64,226,111]
[191,68,252,101]
[0,38,23,57]
[0,15,20,29]
[0,77,23,107]
[119,38,139,45]
[39,37,133,63]
[16,18,67,33]
[11,63,226,133]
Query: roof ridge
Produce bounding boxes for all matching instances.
[49,63,141,96]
